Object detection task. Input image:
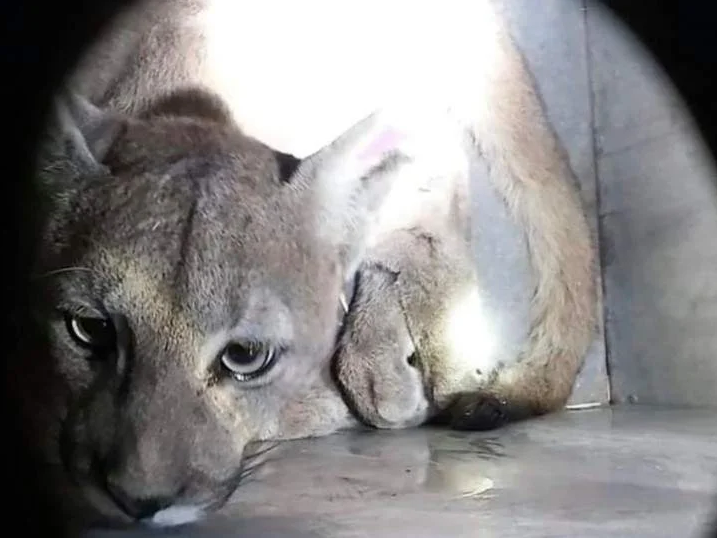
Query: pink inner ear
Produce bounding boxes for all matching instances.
[358,126,407,162]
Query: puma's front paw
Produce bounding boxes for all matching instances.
[335,349,431,430]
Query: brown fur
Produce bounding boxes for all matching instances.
[454,14,596,426]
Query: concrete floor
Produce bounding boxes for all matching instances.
[88,406,717,538]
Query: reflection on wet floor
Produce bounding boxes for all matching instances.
[88,406,717,538]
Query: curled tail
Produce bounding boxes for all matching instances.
[445,6,597,430]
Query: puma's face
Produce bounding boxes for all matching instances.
[19,93,403,528]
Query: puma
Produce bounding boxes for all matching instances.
[18,1,412,528]
[15,0,596,530]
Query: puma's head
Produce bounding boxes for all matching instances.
[17,90,405,528]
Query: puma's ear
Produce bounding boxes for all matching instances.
[274,150,302,183]
[40,90,124,177]
[294,112,412,280]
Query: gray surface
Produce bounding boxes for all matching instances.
[587,5,717,407]
[88,406,717,537]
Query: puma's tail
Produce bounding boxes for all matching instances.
[445,4,597,430]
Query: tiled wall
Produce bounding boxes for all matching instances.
[496,0,717,408]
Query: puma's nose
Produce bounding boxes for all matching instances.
[105,480,172,520]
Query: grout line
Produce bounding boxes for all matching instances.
[583,0,614,405]
[596,118,691,159]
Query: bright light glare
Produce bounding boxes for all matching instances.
[202,0,503,158]
[443,285,501,393]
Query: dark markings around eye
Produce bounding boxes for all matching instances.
[64,313,116,352]
[275,151,301,183]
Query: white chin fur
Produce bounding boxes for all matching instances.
[143,505,206,528]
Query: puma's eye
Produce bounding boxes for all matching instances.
[220,342,277,381]
[65,314,116,350]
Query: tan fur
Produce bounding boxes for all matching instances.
[332,2,597,430]
[460,13,596,420]
[333,225,475,429]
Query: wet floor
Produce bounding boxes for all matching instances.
[88,405,717,537]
